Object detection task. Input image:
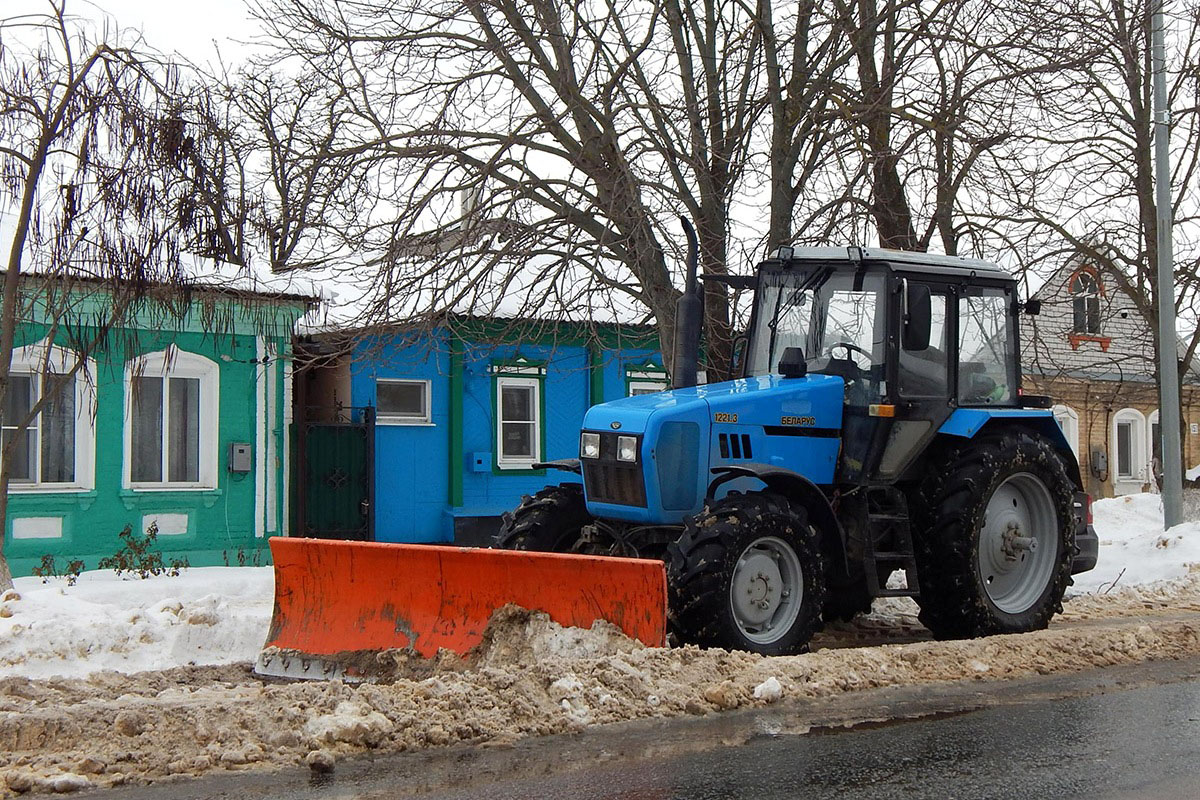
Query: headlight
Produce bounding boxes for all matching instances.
[617,435,638,462]
[581,432,601,459]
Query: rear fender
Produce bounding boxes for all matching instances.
[707,464,848,580]
[937,408,1081,485]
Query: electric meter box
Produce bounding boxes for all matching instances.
[229,442,253,473]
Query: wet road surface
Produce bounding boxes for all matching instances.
[352,673,1200,800]
[106,656,1200,800]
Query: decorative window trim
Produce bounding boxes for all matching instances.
[1051,404,1080,458]
[488,356,547,378]
[494,374,543,471]
[1068,334,1111,352]
[1067,266,1106,297]
[123,346,220,491]
[1112,407,1146,483]
[625,360,668,396]
[375,378,432,425]
[5,339,97,492]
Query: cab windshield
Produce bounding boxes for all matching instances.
[746,269,886,389]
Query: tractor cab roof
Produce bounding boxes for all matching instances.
[762,246,1013,283]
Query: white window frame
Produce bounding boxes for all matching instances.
[1111,407,1146,492]
[495,375,541,470]
[376,379,432,425]
[1051,404,1079,458]
[124,346,219,491]
[4,339,96,492]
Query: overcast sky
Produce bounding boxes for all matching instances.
[57,0,252,63]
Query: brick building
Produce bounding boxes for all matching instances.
[1021,262,1200,498]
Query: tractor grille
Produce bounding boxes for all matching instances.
[582,462,647,507]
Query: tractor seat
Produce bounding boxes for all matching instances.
[898,346,947,396]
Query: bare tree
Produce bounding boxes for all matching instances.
[1003,0,1200,386]
[0,1,222,590]
[244,0,792,378]
[807,0,1093,256]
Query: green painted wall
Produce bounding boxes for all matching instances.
[4,290,308,576]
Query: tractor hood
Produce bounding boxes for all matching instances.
[583,373,845,433]
[580,374,844,524]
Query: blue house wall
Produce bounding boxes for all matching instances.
[344,324,662,543]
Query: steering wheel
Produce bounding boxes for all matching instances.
[823,341,881,401]
[825,341,873,363]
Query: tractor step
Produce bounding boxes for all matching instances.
[865,488,921,598]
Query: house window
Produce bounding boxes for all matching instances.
[1116,420,1133,477]
[496,376,541,469]
[377,379,431,424]
[3,340,96,491]
[1112,407,1146,485]
[126,348,219,489]
[1069,270,1101,334]
[2,373,76,484]
[628,380,667,396]
[625,361,668,397]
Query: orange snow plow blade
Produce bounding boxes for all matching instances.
[255,537,667,680]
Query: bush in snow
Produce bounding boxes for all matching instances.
[98,524,189,580]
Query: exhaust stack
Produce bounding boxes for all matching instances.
[671,217,701,389]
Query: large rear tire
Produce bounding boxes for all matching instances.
[493,483,590,552]
[912,433,1074,638]
[666,492,825,656]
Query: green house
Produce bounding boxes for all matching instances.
[2,278,313,576]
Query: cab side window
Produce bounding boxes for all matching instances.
[898,289,949,397]
[959,290,1013,405]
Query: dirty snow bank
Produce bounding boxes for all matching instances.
[1,603,1200,797]
[0,492,1196,683]
[0,568,273,680]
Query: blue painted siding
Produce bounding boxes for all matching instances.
[350,329,662,543]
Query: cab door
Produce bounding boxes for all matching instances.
[875,280,955,480]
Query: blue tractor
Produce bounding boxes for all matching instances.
[497,239,1099,655]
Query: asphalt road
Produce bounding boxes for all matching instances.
[104,656,1200,800]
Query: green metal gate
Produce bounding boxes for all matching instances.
[296,406,374,540]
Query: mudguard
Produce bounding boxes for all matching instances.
[707,463,848,579]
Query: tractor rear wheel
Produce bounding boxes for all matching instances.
[666,492,825,656]
[912,433,1074,638]
[493,483,590,552]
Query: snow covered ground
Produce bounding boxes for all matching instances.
[0,492,1197,681]
[0,567,273,679]
[1071,493,1200,593]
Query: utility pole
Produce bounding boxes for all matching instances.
[1152,0,1184,527]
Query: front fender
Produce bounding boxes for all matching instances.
[707,463,848,580]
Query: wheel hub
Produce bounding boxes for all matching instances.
[734,553,782,625]
[978,473,1058,614]
[729,536,803,644]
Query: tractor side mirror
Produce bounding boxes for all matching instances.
[778,347,807,378]
[1024,299,1042,315]
[903,283,932,351]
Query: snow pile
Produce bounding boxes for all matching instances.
[0,567,273,679]
[1071,494,1200,594]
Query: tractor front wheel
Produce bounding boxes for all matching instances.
[667,492,825,656]
[912,433,1074,638]
[493,483,590,552]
